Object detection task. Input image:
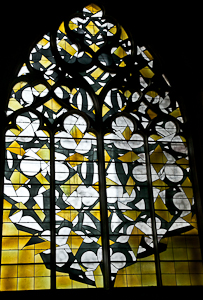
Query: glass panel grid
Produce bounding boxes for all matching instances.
[54,114,103,288]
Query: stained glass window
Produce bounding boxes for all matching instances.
[1,3,203,291]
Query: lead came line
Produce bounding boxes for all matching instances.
[145,135,162,286]
[97,130,111,289]
[50,132,56,290]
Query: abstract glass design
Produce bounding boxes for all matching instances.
[1,3,203,291]
[2,112,51,291]
[104,116,157,286]
[54,114,102,288]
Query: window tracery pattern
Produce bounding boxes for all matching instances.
[1,3,203,291]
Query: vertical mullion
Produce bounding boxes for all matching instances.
[97,130,111,290]
[144,135,162,287]
[50,132,56,290]
[0,117,6,274]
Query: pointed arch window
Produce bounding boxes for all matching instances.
[1,3,203,291]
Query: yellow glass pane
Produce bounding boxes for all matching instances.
[173,248,188,260]
[162,274,176,286]
[18,277,34,290]
[33,204,46,221]
[152,179,168,189]
[93,265,103,288]
[175,262,189,274]
[69,20,78,30]
[181,178,193,199]
[38,38,49,46]
[149,134,162,141]
[147,109,157,119]
[172,236,186,247]
[146,91,158,98]
[36,144,50,162]
[150,145,167,164]
[18,236,31,249]
[114,46,127,58]
[8,98,23,111]
[161,262,175,274]
[142,274,157,286]
[10,125,23,137]
[91,67,104,79]
[10,169,28,190]
[66,153,89,167]
[86,21,99,36]
[0,265,17,278]
[13,81,27,93]
[67,234,83,255]
[170,108,181,118]
[18,264,34,277]
[44,98,62,112]
[159,248,174,261]
[176,274,191,286]
[118,151,139,162]
[119,61,126,67]
[191,274,203,285]
[114,274,127,287]
[39,55,52,68]
[2,223,19,236]
[176,157,189,169]
[56,210,78,222]
[150,145,167,173]
[58,39,77,56]
[68,173,82,185]
[69,125,84,142]
[155,209,173,223]
[3,198,12,210]
[72,279,88,288]
[85,3,101,14]
[34,84,47,94]
[141,262,156,274]
[122,126,132,140]
[95,86,103,95]
[94,275,103,288]
[34,240,51,255]
[89,43,100,52]
[120,26,128,41]
[124,90,132,98]
[189,261,203,273]
[143,50,153,60]
[127,274,142,287]
[106,177,118,187]
[60,174,83,196]
[35,264,51,277]
[56,275,72,289]
[109,25,117,35]
[104,149,111,166]
[15,203,27,210]
[35,276,50,290]
[0,278,17,291]
[90,210,101,221]
[59,22,66,34]
[139,66,155,78]
[2,237,19,251]
[18,249,35,263]
[1,250,18,264]
[187,247,202,261]
[125,176,135,196]
[128,234,142,253]
[35,173,50,189]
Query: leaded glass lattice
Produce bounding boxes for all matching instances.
[1,3,203,291]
